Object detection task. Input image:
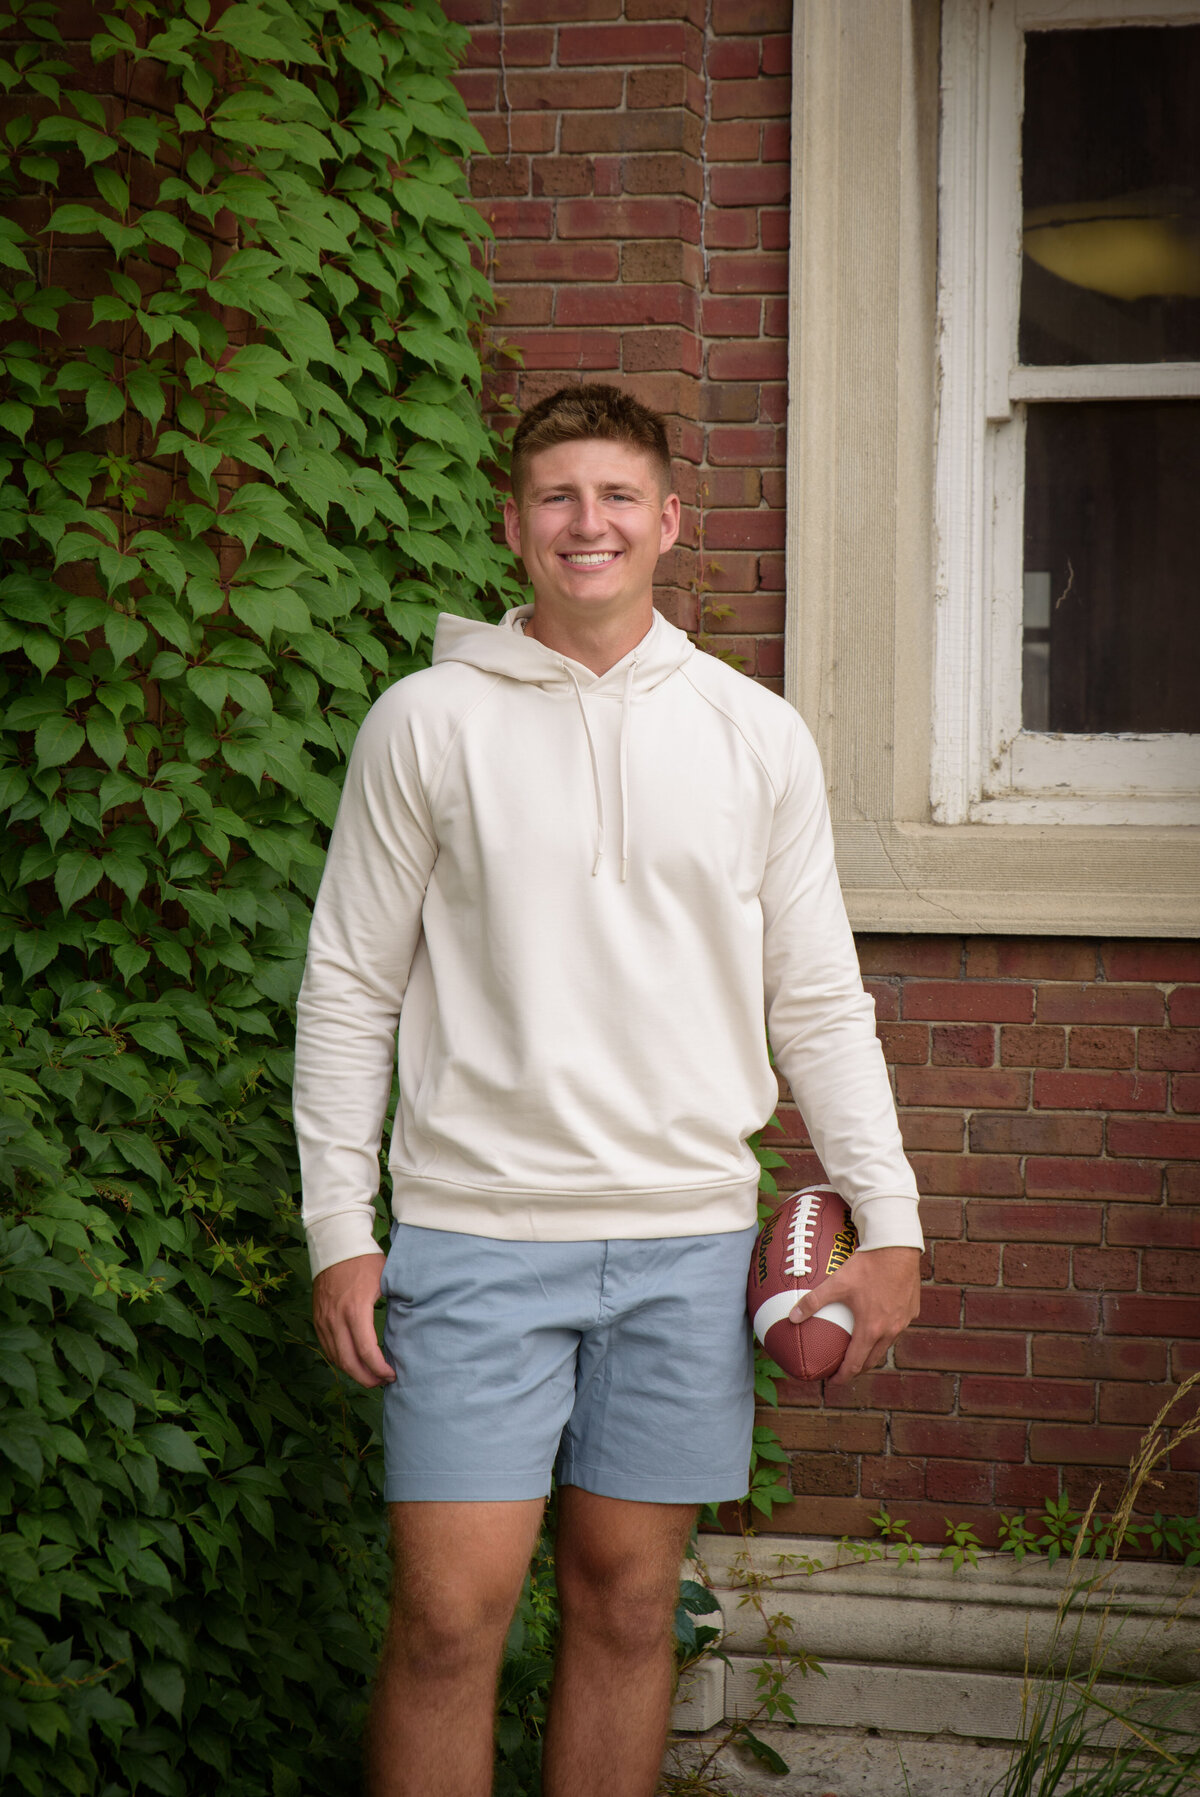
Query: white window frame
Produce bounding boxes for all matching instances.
[933,0,1200,828]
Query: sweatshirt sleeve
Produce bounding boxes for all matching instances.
[293,695,438,1277]
[759,718,923,1253]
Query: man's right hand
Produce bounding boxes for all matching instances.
[312,1251,396,1388]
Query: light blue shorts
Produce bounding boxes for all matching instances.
[379,1221,759,1505]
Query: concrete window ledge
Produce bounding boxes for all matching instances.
[670,1534,1200,1746]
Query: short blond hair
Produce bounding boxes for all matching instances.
[510,384,672,501]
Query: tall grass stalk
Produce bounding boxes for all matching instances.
[994,1374,1200,1797]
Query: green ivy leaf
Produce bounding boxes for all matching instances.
[138,1423,206,1473]
[34,716,86,768]
[53,850,103,911]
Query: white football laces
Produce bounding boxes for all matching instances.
[783,1185,839,1281]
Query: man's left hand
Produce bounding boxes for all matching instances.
[789,1244,922,1386]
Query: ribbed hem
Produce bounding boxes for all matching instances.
[388,1170,761,1242]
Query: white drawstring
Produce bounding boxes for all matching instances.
[564,662,606,875]
[619,657,637,882]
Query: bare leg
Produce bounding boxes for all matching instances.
[365,1498,545,1797]
[542,1488,697,1797]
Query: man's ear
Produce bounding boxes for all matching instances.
[659,490,681,554]
[503,494,522,559]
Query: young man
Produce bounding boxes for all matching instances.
[293,385,923,1797]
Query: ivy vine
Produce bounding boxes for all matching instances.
[0,0,522,1790]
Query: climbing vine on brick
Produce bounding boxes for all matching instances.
[0,0,521,1790]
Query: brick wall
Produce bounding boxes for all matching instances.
[767,936,1200,1542]
[447,0,791,688]
[446,1,1200,1545]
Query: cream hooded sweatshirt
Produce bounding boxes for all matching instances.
[294,606,923,1276]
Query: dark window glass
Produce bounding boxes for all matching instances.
[1021,28,1200,366]
[1022,401,1200,734]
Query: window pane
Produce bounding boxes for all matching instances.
[1020,27,1200,367]
[1022,401,1200,734]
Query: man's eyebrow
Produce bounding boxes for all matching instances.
[529,478,651,498]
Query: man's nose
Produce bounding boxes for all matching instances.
[570,494,605,537]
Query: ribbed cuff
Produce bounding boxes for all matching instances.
[851,1193,925,1253]
[305,1207,385,1278]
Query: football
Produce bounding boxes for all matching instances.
[747,1184,859,1381]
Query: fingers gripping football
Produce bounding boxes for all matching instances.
[791,1244,922,1385]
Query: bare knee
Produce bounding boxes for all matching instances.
[556,1557,677,1660]
[384,1581,518,1681]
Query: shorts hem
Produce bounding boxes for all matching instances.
[556,1456,750,1507]
[383,1474,552,1503]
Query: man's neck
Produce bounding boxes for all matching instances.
[523,603,654,676]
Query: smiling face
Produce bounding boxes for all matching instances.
[503,438,681,638]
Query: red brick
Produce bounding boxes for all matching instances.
[1097,1382,1180,1426]
[1168,1163,1200,1203]
[1033,1071,1168,1111]
[1068,1027,1135,1069]
[926,1459,993,1505]
[707,425,783,465]
[761,32,791,74]
[878,1022,929,1065]
[1169,988,1200,1025]
[823,1371,956,1413]
[702,550,757,592]
[895,1330,1025,1374]
[495,242,620,283]
[900,1112,964,1153]
[1104,1293,1200,1336]
[861,1456,926,1501]
[768,1411,886,1454]
[558,197,700,241]
[1173,1074,1200,1112]
[708,253,789,294]
[470,155,533,196]
[897,1068,1028,1110]
[625,151,704,199]
[1072,1247,1138,1290]
[966,941,1097,981]
[706,120,761,160]
[1173,1342,1200,1378]
[701,295,762,336]
[1138,1029,1200,1071]
[965,1291,1099,1333]
[627,66,705,112]
[1032,1335,1168,1380]
[626,328,704,375]
[704,510,786,550]
[712,0,790,27]
[913,1287,962,1327]
[909,1153,1023,1197]
[864,978,900,1022]
[1103,941,1200,982]
[762,297,789,335]
[1109,1117,1200,1160]
[757,552,785,587]
[1037,985,1166,1026]
[759,382,788,424]
[967,1200,1103,1243]
[891,1416,1027,1461]
[902,982,1034,1024]
[477,197,555,239]
[1002,1244,1070,1288]
[932,1025,996,1068]
[1142,1250,1200,1293]
[476,114,559,153]
[557,20,700,63]
[708,39,759,78]
[755,1496,879,1537]
[562,111,702,155]
[707,339,788,382]
[971,1114,1102,1155]
[506,0,621,17]
[762,120,790,161]
[710,76,791,119]
[1107,1205,1200,1249]
[505,69,625,109]
[555,284,697,329]
[961,1377,1094,1421]
[761,209,790,252]
[755,641,784,681]
[627,0,706,19]
[621,239,705,284]
[503,330,620,370]
[788,1451,858,1497]
[995,1465,1062,1508]
[495,289,554,325]
[1029,1422,1143,1466]
[452,70,500,108]
[917,1197,963,1240]
[933,1241,999,1285]
[710,164,791,208]
[465,25,553,64]
[700,594,784,631]
[854,936,960,977]
[1025,1157,1161,1200]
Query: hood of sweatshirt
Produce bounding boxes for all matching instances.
[432,605,695,880]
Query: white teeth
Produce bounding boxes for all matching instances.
[564,551,618,565]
